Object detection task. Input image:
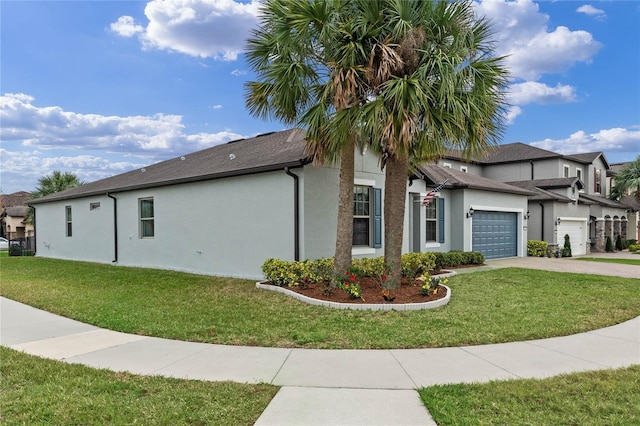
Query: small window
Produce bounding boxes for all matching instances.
[595,169,602,194]
[65,206,72,237]
[576,167,583,181]
[443,162,452,169]
[139,198,155,238]
[353,186,370,246]
[460,166,468,173]
[425,198,438,242]
[563,164,570,178]
[90,202,100,211]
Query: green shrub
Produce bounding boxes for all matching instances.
[400,252,436,282]
[615,235,624,251]
[433,251,483,271]
[561,234,572,258]
[605,236,614,252]
[352,257,386,278]
[628,244,640,253]
[625,239,637,249]
[261,258,302,287]
[527,240,548,257]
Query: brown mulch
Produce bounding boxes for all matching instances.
[266,276,448,304]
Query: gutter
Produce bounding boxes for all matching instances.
[284,167,301,261]
[539,201,545,241]
[106,193,118,263]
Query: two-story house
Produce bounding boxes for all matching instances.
[436,143,634,254]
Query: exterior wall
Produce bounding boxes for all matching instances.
[301,147,385,261]
[3,214,34,239]
[404,181,453,254]
[436,159,484,175]
[583,157,608,196]
[483,158,560,182]
[35,195,115,263]
[36,172,296,279]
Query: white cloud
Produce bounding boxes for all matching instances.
[474,0,602,81]
[110,0,261,60]
[110,16,144,37]
[231,69,247,76]
[577,5,606,20]
[530,127,640,156]
[210,104,223,109]
[508,81,577,105]
[504,105,523,125]
[0,93,248,192]
[0,93,244,157]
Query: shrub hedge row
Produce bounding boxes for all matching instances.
[262,251,484,287]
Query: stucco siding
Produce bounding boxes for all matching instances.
[35,196,115,263]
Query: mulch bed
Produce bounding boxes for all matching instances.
[265,276,448,304]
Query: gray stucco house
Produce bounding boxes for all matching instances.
[436,143,636,254]
[30,129,532,279]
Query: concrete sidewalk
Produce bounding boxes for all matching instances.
[2,296,639,425]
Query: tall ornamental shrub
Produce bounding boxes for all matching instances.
[605,236,614,252]
[561,234,572,257]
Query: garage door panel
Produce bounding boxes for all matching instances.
[557,220,587,256]
[472,211,517,259]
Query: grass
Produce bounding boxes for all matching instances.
[573,257,640,266]
[0,347,277,425]
[419,365,640,425]
[1,257,639,349]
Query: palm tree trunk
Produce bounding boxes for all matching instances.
[333,135,355,279]
[383,154,409,289]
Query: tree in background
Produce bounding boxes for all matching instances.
[611,156,640,203]
[26,171,84,225]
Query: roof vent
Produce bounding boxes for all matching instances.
[229,153,236,160]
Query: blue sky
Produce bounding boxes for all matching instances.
[1,0,639,194]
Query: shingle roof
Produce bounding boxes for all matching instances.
[564,152,610,170]
[579,193,629,209]
[505,181,574,202]
[417,165,535,196]
[506,177,584,190]
[619,194,640,211]
[3,206,27,217]
[480,142,561,164]
[30,129,310,204]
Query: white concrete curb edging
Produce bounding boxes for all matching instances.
[256,271,455,311]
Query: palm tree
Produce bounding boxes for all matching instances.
[360,1,509,288]
[611,156,640,202]
[245,0,382,276]
[26,171,84,224]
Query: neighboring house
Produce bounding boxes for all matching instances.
[0,191,33,239]
[437,143,634,254]
[608,162,640,242]
[29,129,531,279]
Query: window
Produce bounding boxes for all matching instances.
[353,186,370,246]
[595,169,602,194]
[563,164,570,178]
[139,198,154,238]
[90,202,100,211]
[460,166,468,173]
[576,167,583,181]
[65,206,72,237]
[425,198,437,242]
[443,162,452,169]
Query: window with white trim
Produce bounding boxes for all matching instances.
[139,198,155,238]
[425,198,438,242]
[563,164,570,178]
[576,167,583,181]
[353,186,370,246]
[65,206,72,237]
[460,166,468,173]
[443,162,452,169]
[595,169,602,194]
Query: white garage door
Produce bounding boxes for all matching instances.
[557,219,587,256]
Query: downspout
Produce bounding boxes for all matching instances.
[530,160,534,180]
[284,167,300,261]
[30,204,36,255]
[539,201,545,241]
[106,193,118,263]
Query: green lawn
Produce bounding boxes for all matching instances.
[573,257,640,266]
[0,347,277,425]
[1,257,639,349]
[420,365,640,425]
